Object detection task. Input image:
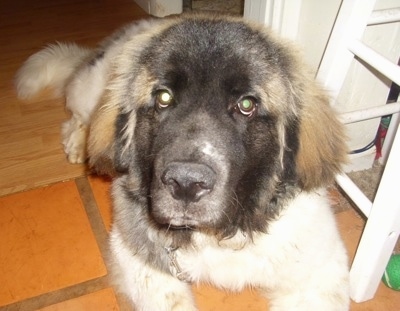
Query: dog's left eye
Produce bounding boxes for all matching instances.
[156,90,174,109]
[236,97,257,117]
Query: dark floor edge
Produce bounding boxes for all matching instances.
[0,276,110,311]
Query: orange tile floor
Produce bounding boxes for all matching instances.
[0,176,399,310]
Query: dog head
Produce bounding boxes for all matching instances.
[89,15,347,240]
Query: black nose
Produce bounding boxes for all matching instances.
[161,162,216,202]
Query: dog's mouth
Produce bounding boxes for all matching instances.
[164,224,196,231]
[155,215,200,230]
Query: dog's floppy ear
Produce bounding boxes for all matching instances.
[296,83,348,191]
[87,90,131,176]
[87,94,118,175]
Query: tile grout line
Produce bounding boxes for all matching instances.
[74,176,110,256]
[75,176,133,311]
[0,276,110,311]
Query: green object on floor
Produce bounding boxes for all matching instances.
[382,254,400,290]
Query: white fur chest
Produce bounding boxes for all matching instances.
[169,190,347,292]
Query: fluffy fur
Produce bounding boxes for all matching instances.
[16,14,350,311]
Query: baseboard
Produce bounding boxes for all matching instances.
[134,0,182,17]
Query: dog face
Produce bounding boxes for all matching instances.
[89,15,347,241]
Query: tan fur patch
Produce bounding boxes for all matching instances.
[88,89,119,175]
[296,83,348,190]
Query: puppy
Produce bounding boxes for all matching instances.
[16,14,350,311]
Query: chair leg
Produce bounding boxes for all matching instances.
[350,124,400,302]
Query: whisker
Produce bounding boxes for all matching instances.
[221,209,232,224]
[230,190,245,211]
[165,222,172,234]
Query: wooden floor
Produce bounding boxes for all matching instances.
[0,0,398,310]
[0,0,147,196]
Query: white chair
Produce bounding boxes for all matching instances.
[316,0,400,302]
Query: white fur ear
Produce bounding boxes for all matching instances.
[296,85,348,191]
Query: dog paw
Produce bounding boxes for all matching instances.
[61,118,88,164]
[66,149,86,164]
[165,292,198,311]
[133,290,197,311]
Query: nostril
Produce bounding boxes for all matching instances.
[161,162,216,202]
[188,181,212,202]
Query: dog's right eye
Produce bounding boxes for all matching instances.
[235,97,257,118]
[156,90,174,109]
